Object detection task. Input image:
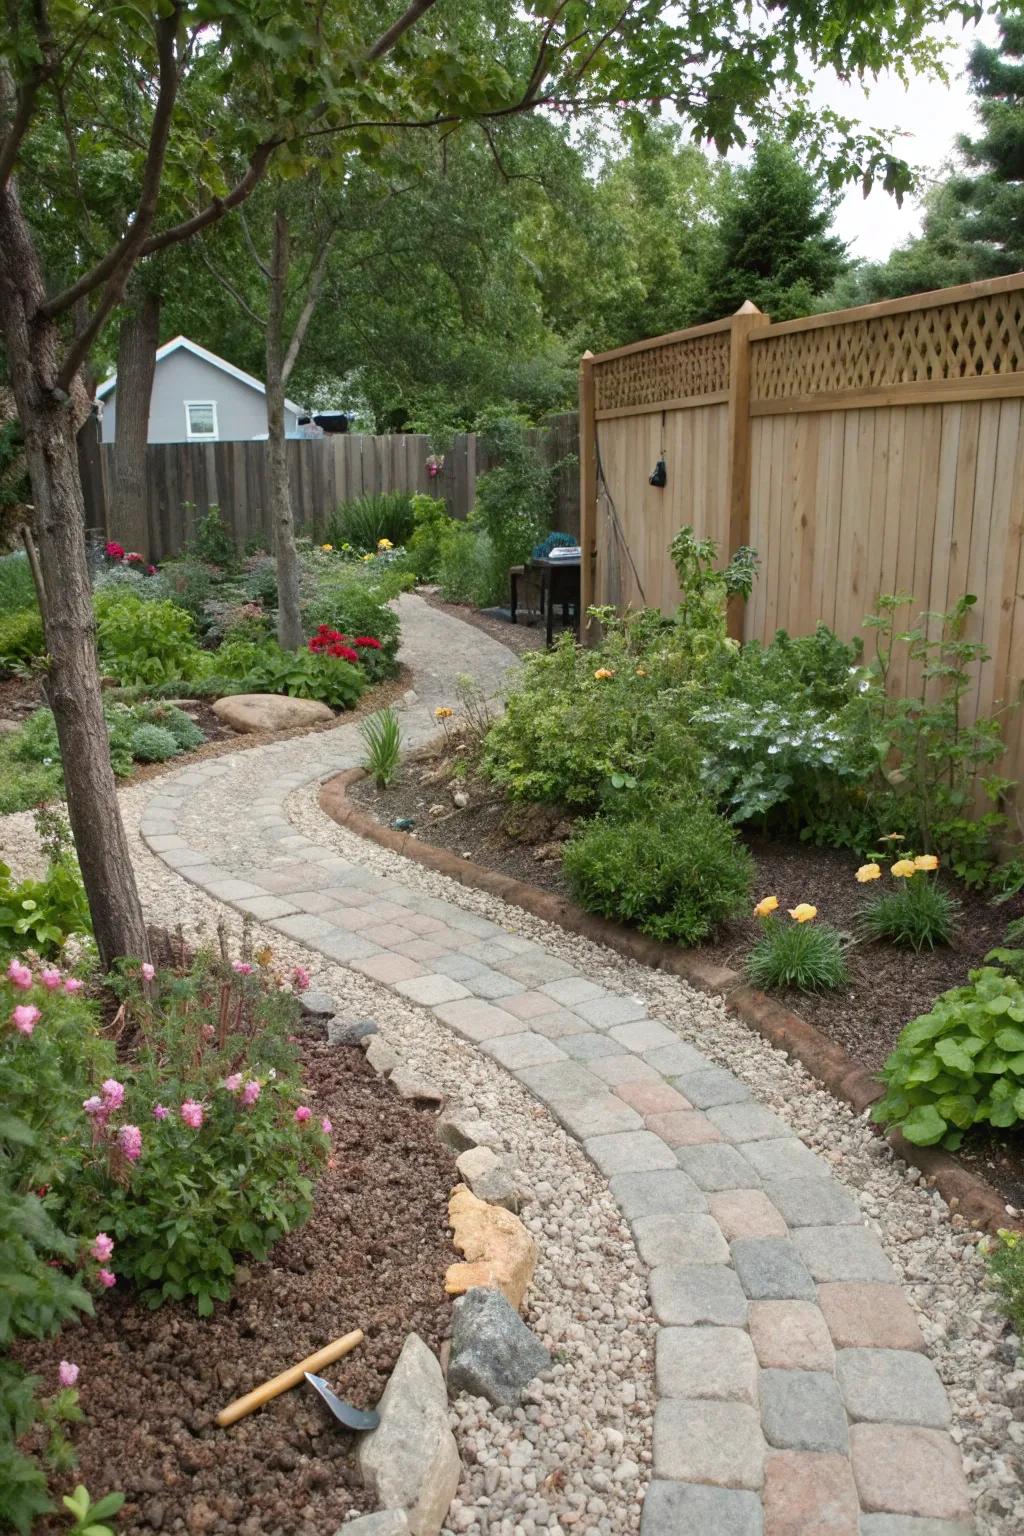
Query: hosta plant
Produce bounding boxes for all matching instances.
[872,964,1024,1148]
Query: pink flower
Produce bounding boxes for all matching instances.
[223,1073,243,1093]
[64,977,83,994]
[321,1116,332,1135]
[82,1096,104,1117]
[180,1099,204,1130]
[58,1361,79,1388]
[294,1105,311,1123]
[12,1004,40,1035]
[240,1080,261,1107]
[201,1023,215,1041]
[40,967,61,990]
[101,1079,125,1111]
[98,1269,117,1289]
[104,541,124,561]
[152,1103,169,1120]
[7,959,32,990]
[291,965,311,992]
[90,1233,114,1263]
[232,961,253,976]
[141,963,155,982]
[116,1124,142,1163]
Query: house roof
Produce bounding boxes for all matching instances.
[96,334,303,416]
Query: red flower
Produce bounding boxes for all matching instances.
[354,636,381,649]
[125,551,143,564]
[328,644,359,663]
[146,564,157,576]
[104,541,125,561]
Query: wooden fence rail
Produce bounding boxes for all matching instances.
[579,273,1024,797]
[86,413,580,561]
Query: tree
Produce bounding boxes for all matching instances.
[699,139,849,322]
[953,12,1024,270]
[0,0,982,966]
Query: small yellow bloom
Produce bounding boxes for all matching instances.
[788,903,817,923]
[890,859,917,878]
[754,895,779,918]
[914,854,940,871]
[855,863,881,883]
[878,832,905,842]
[594,667,615,680]
[635,666,648,677]
[434,706,454,719]
[377,537,393,550]
[321,543,333,552]
[362,552,373,562]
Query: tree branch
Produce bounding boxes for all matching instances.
[135,138,279,259]
[0,3,55,193]
[239,205,272,280]
[198,245,265,326]
[367,0,439,62]
[282,228,336,384]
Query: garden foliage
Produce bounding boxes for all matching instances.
[745,901,849,992]
[324,491,415,552]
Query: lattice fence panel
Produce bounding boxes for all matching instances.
[594,330,731,412]
[751,290,1024,402]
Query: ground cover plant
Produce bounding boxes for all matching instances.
[745,897,849,991]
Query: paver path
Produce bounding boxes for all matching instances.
[140,596,975,1536]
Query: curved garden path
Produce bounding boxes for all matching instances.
[136,595,980,1536]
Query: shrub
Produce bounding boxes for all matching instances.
[872,964,1024,1148]
[186,504,237,569]
[724,623,863,712]
[158,557,218,626]
[92,564,169,603]
[361,708,402,788]
[406,494,454,581]
[128,722,181,763]
[857,854,957,951]
[0,549,37,615]
[133,701,205,753]
[470,413,571,606]
[0,606,45,672]
[745,901,849,991]
[94,590,205,685]
[437,523,493,605]
[59,954,328,1315]
[325,491,414,551]
[209,636,365,711]
[562,796,752,945]
[301,564,401,670]
[985,1228,1024,1333]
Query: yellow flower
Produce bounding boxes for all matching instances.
[321,543,333,552]
[788,903,817,923]
[878,832,905,842]
[855,863,881,883]
[635,666,648,677]
[914,853,940,871]
[754,895,779,918]
[594,667,615,680]
[377,537,393,550]
[890,859,917,878]
[361,552,373,562]
[434,706,453,719]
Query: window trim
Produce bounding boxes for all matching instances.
[184,399,219,440]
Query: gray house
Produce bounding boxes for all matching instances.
[97,335,304,443]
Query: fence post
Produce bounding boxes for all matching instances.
[726,301,768,639]
[578,349,597,643]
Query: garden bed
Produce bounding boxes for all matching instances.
[347,743,1024,1210]
[16,1025,458,1536]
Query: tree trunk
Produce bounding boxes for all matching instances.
[268,208,303,650]
[0,177,150,970]
[112,287,160,558]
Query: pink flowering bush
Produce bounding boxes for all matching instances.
[59,953,328,1316]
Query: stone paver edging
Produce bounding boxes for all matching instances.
[136,598,977,1536]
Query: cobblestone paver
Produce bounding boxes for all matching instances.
[137,595,975,1535]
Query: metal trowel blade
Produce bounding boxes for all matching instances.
[303,1371,381,1431]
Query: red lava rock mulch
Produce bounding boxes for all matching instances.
[18,1035,458,1536]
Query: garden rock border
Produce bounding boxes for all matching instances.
[320,765,1015,1237]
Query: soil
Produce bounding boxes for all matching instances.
[349,741,1024,1210]
[18,1026,459,1536]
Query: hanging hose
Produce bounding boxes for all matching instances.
[593,422,648,607]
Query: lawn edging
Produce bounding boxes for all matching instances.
[319,767,1015,1236]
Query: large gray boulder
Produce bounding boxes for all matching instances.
[356,1335,460,1536]
[447,1287,551,1408]
[211,693,334,733]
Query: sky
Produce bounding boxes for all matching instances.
[818,12,1001,261]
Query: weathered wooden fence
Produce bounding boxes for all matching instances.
[579,273,1024,790]
[86,413,579,560]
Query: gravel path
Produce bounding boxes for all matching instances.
[2,594,1022,1536]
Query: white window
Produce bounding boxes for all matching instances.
[184,400,218,440]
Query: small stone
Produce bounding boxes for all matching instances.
[327,1017,379,1045]
[655,1326,757,1403]
[640,1482,762,1536]
[447,1287,551,1407]
[435,1111,501,1155]
[455,1146,519,1211]
[446,1185,537,1310]
[748,1300,835,1372]
[356,1335,460,1536]
[335,1514,410,1536]
[762,1451,859,1535]
[401,689,419,708]
[759,1369,849,1453]
[849,1426,972,1522]
[299,989,337,1018]
[835,1349,951,1428]
[652,1398,765,1488]
[365,1037,399,1078]
[730,1237,816,1301]
[390,1067,445,1105]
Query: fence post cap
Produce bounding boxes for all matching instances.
[734,300,764,315]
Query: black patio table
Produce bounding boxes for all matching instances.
[509,555,581,647]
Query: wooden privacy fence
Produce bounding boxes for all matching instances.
[87,413,580,560]
[579,272,1024,792]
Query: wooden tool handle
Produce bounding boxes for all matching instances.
[217,1328,364,1427]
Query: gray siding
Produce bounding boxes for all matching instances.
[101,349,299,443]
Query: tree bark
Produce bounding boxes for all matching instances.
[268,207,303,650]
[0,176,150,969]
[111,286,160,558]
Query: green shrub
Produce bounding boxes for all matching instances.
[158,557,218,626]
[0,744,62,813]
[724,623,863,712]
[94,590,206,685]
[59,954,328,1315]
[437,524,493,605]
[128,723,181,763]
[470,413,571,606]
[858,858,957,951]
[0,838,92,961]
[301,564,401,669]
[0,550,37,615]
[209,637,365,711]
[186,504,237,569]
[406,494,454,581]
[0,606,45,672]
[324,491,414,551]
[361,708,402,788]
[133,701,205,752]
[745,906,849,991]
[562,796,752,945]
[985,1228,1024,1333]
[872,964,1024,1148]
[92,565,169,603]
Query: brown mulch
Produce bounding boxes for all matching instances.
[418,589,574,656]
[350,743,1024,1209]
[18,1032,458,1536]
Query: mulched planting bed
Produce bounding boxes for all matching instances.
[349,743,1024,1209]
[16,1029,458,1536]
[418,590,575,656]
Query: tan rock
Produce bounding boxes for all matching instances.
[211,693,334,733]
[445,1184,537,1311]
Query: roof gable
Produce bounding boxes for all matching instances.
[96,335,302,416]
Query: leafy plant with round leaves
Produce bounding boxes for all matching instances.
[872,964,1024,1149]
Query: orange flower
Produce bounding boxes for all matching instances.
[635,666,648,677]
[855,863,881,883]
[754,895,779,918]
[914,853,940,871]
[594,667,615,680]
[788,903,817,923]
[878,832,905,842]
[890,859,917,878]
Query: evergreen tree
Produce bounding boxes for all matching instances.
[952,12,1024,270]
[699,140,848,322]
